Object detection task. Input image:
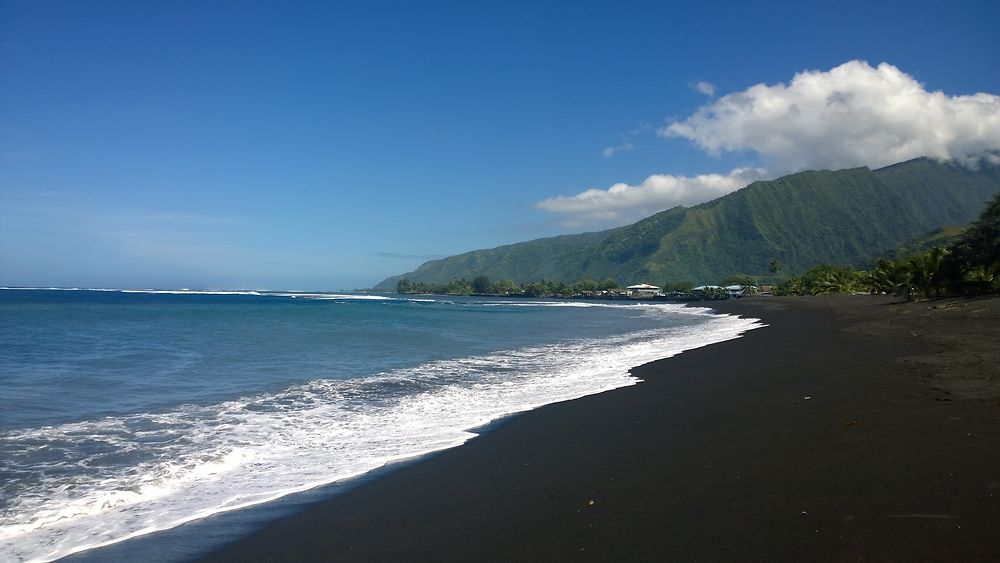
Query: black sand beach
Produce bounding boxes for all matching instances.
[201,296,1000,562]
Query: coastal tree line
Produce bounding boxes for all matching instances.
[395,273,762,299]
[397,192,1000,300]
[396,276,621,297]
[773,191,1000,298]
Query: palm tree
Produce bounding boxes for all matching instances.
[904,247,948,298]
[809,267,860,295]
[733,274,760,296]
[961,265,1000,295]
[863,258,908,295]
[776,277,807,296]
[945,192,1000,295]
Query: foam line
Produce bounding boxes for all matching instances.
[0,308,762,562]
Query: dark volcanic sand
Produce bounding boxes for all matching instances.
[200,295,1000,562]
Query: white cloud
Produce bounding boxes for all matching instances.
[602,141,634,158]
[535,167,765,225]
[691,80,716,97]
[664,60,1000,172]
[537,60,1000,226]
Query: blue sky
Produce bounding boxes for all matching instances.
[2,0,998,290]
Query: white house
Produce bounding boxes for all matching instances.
[724,285,746,298]
[626,283,662,297]
[725,285,760,298]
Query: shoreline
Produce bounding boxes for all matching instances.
[60,295,1000,562]
[193,295,999,562]
[54,299,751,563]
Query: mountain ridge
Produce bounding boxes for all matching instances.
[375,157,1000,290]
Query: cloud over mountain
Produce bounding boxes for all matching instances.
[664,60,1000,172]
[540,60,1000,225]
[535,168,765,225]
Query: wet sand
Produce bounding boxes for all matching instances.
[200,295,1000,562]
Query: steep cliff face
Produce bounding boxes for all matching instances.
[376,157,1000,289]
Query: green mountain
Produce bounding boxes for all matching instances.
[894,224,970,258]
[375,157,1000,290]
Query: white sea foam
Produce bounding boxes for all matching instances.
[0,305,763,562]
[118,289,265,295]
[478,300,614,308]
[0,287,90,291]
[0,287,265,295]
[271,293,393,300]
[0,287,397,299]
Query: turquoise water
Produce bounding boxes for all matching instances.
[0,289,763,561]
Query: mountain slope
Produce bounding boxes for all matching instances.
[375,158,1000,289]
[894,225,970,258]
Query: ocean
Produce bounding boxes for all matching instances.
[0,288,764,562]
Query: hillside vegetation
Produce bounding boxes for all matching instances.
[777,190,1000,298]
[375,157,1000,290]
[893,225,969,258]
